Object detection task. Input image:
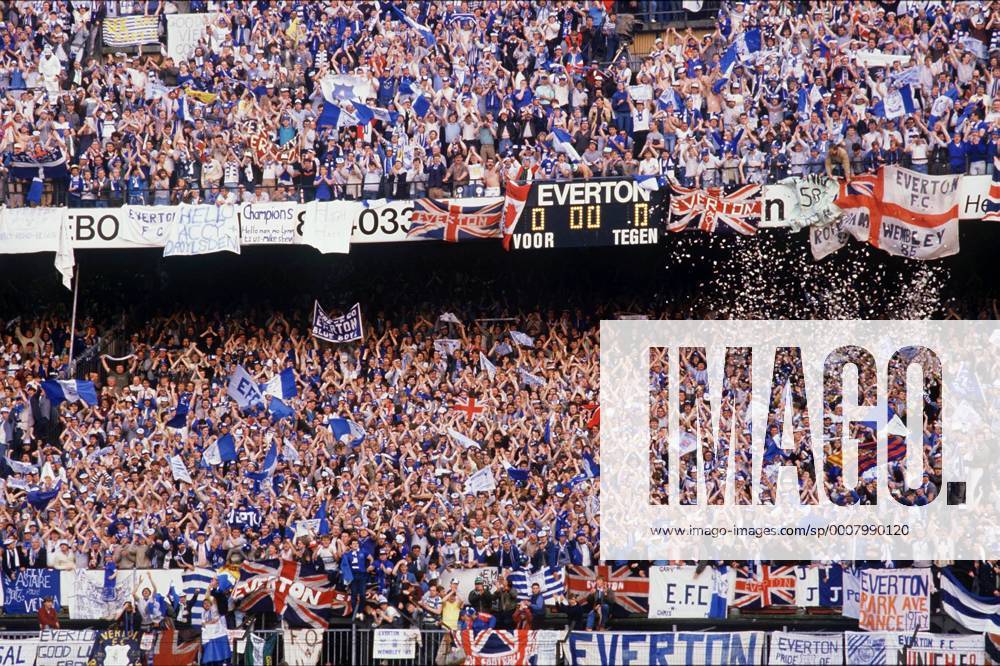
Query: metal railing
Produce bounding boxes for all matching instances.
[0,154,990,209]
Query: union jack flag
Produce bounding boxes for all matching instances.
[230,559,350,628]
[834,174,879,210]
[455,630,550,666]
[151,620,201,666]
[985,155,1000,222]
[566,564,649,614]
[668,183,761,235]
[732,565,797,608]
[407,198,504,242]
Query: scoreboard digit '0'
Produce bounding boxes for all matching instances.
[507,179,663,250]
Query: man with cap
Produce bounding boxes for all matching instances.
[340,537,372,621]
[468,576,494,613]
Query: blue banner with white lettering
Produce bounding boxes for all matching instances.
[227,505,262,530]
[566,631,764,665]
[2,568,60,614]
[312,301,364,343]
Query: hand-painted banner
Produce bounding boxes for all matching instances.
[858,568,931,632]
[440,567,500,602]
[237,201,303,245]
[163,203,241,257]
[165,13,221,62]
[833,167,961,260]
[372,629,420,659]
[283,628,323,666]
[0,206,61,253]
[647,566,734,619]
[768,632,843,665]
[566,631,764,666]
[846,631,984,666]
[87,628,143,666]
[37,629,97,666]
[0,639,38,666]
[299,201,352,254]
[2,568,60,614]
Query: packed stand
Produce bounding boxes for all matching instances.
[2,1,999,207]
[0,303,605,629]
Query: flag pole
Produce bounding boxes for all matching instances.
[68,265,79,377]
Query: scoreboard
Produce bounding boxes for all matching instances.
[507,179,664,250]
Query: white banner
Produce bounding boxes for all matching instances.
[868,167,961,259]
[298,201,352,254]
[283,628,323,666]
[793,566,819,607]
[68,568,137,619]
[441,567,500,601]
[850,50,911,68]
[373,629,420,660]
[238,201,302,245]
[846,632,984,666]
[464,466,496,494]
[648,566,734,619]
[65,206,176,249]
[36,629,97,666]
[163,203,241,256]
[0,639,37,666]
[769,632,843,665]
[165,13,220,62]
[0,207,60,253]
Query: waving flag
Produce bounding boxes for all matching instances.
[41,379,98,406]
[668,183,761,235]
[509,567,565,601]
[721,30,761,75]
[503,460,529,484]
[501,181,532,250]
[550,127,581,163]
[387,3,436,46]
[266,396,294,421]
[181,569,215,626]
[329,418,365,447]
[6,146,67,180]
[479,352,497,380]
[262,368,297,400]
[320,74,375,105]
[231,559,350,627]
[203,434,238,466]
[657,87,685,111]
[245,442,278,483]
[875,85,915,120]
[407,198,504,241]
[227,365,265,409]
[26,481,61,510]
[448,428,482,450]
[170,456,193,484]
[103,15,159,47]
[510,331,534,347]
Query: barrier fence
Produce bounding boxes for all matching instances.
[1,155,989,209]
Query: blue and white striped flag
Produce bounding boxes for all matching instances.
[719,29,761,77]
[181,569,214,626]
[40,379,98,406]
[387,2,436,46]
[940,567,1000,632]
[550,128,581,163]
[657,88,685,111]
[509,567,565,601]
[261,368,297,400]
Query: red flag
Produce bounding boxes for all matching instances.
[587,405,600,429]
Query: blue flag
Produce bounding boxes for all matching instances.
[27,481,61,510]
[245,442,278,482]
[267,397,294,421]
[719,29,761,77]
[40,379,97,406]
[262,368,297,400]
[316,500,330,536]
[387,2,436,45]
[329,418,365,447]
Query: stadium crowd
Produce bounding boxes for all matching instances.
[2,0,1000,207]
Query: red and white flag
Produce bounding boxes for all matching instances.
[831,166,960,260]
[501,181,532,250]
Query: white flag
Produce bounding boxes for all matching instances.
[510,331,534,347]
[434,339,461,357]
[202,441,222,467]
[170,455,193,484]
[479,352,497,380]
[283,442,301,464]
[448,428,481,450]
[464,466,496,494]
[519,368,545,388]
[439,312,462,325]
